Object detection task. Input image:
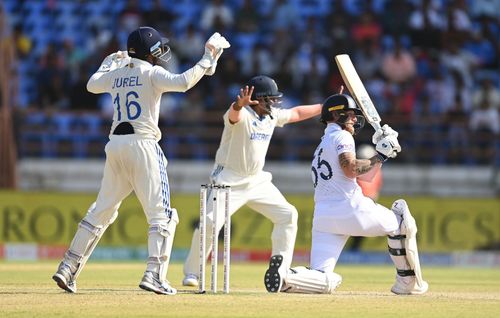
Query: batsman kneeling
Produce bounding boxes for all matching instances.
[264,94,428,295]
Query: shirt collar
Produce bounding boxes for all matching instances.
[245,105,271,121]
[128,58,152,67]
[324,122,341,134]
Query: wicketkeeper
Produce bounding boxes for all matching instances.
[52,26,230,295]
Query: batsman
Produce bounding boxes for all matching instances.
[264,93,428,295]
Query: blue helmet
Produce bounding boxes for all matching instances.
[127,26,170,63]
[248,75,283,115]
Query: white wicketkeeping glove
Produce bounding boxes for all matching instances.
[205,48,224,76]
[375,134,401,159]
[372,124,399,144]
[198,32,230,70]
[97,51,130,73]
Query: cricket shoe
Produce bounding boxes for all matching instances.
[182,274,199,287]
[52,262,77,293]
[139,271,177,295]
[264,255,284,292]
[391,277,429,295]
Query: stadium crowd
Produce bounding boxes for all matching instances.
[1,0,498,165]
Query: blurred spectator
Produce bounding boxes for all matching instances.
[444,94,470,164]
[440,40,478,89]
[353,39,382,80]
[381,36,417,84]
[36,44,70,112]
[270,0,300,32]
[470,0,500,20]
[411,94,444,164]
[61,39,87,83]
[470,77,500,163]
[234,0,260,33]
[288,43,328,93]
[351,11,382,46]
[200,0,234,33]
[442,0,473,44]
[12,23,32,60]
[268,28,294,72]
[173,89,209,160]
[173,23,204,65]
[117,0,143,46]
[85,22,113,56]
[463,31,496,69]
[68,66,99,113]
[324,1,352,56]
[381,0,412,37]
[240,42,276,77]
[408,0,445,49]
[143,0,177,33]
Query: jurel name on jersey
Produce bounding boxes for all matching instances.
[112,76,143,89]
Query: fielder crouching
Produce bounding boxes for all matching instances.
[264,94,428,295]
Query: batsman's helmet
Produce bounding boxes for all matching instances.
[248,75,283,115]
[320,94,365,133]
[127,26,171,64]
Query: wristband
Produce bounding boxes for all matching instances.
[375,152,388,163]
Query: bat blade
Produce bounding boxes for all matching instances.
[335,54,381,131]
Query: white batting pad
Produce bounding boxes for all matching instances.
[388,199,428,295]
[282,266,342,294]
[147,209,179,281]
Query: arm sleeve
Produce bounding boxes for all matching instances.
[335,131,356,155]
[86,72,112,94]
[223,107,247,126]
[151,64,207,93]
[274,108,292,127]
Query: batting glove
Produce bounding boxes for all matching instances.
[375,135,401,159]
[372,124,399,144]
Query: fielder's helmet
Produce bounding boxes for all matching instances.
[320,94,365,133]
[127,26,171,63]
[248,75,283,115]
[248,75,283,100]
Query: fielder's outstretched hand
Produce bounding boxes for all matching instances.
[234,86,259,110]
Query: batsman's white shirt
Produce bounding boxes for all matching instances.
[84,58,207,227]
[310,123,398,272]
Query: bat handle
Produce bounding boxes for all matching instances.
[372,122,382,131]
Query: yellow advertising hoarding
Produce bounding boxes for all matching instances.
[0,192,498,252]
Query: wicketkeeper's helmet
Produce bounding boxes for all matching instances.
[127,26,171,64]
[320,94,365,133]
[248,75,283,115]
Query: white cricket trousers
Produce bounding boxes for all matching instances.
[183,169,298,276]
[84,135,172,227]
[311,194,399,273]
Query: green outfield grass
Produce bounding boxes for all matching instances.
[0,262,499,318]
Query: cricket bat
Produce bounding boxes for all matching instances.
[335,54,381,131]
